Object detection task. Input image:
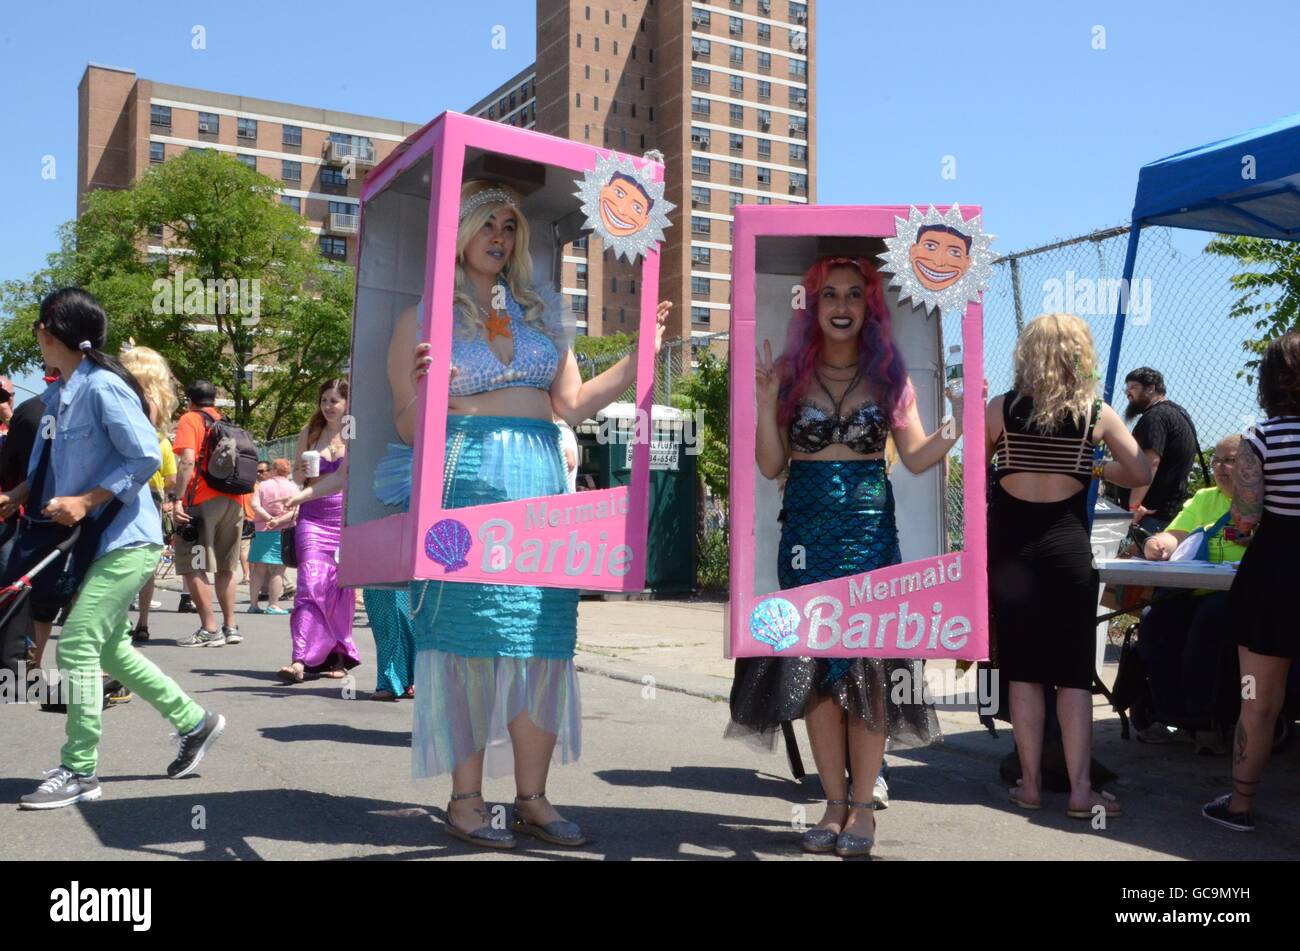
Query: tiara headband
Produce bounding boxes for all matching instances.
[459,187,518,223]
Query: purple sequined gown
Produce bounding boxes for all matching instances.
[291,455,360,672]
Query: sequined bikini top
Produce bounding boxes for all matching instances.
[448,283,560,397]
[788,369,889,455]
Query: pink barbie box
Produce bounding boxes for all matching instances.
[727,204,989,660]
[339,111,662,591]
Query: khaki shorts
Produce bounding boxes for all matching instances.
[174,496,245,575]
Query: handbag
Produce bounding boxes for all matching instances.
[280,525,298,568]
[4,437,123,606]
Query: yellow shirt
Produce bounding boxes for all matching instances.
[149,435,176,495]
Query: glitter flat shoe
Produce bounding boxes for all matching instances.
[512,792,588,847]
[801,799,849,854]
[834,801,875,858]
[445,791,516,850]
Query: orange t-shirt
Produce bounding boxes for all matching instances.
[173,407,241,507]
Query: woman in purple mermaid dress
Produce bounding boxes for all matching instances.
[268,380,360,683]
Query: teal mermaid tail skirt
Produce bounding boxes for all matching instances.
[728,460,940,749]
[404,415,581,778]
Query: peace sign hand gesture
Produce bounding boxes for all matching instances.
[756,339,780,411]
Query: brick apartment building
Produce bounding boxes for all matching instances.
[77,0,814,343]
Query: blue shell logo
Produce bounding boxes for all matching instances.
[425,518,471,573]
[749,597,801,652]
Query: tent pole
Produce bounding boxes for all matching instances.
[1088,218,1143,522]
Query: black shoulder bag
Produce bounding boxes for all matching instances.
[3,436,124,607]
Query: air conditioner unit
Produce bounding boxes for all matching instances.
[796,95,807,106]
[791,34,807,51]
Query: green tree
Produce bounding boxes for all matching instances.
[670,348,729,502]
[1204,234,1300,384]
[0,150,352,438]
[574,331,632,380]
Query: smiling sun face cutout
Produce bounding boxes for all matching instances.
[575,153,675,263]
[878,205,996,316]
[909,229,971,291]
[599,177,651,237]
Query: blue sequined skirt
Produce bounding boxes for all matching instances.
[728,460,940,749]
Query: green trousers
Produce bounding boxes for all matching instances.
[55,544,205,774]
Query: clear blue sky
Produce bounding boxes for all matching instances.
[2,0,1296,403]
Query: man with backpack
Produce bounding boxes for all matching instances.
[172,381,258,647]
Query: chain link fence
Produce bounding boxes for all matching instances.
[940,223,1265,539]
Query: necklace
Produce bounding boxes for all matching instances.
[821,358,858,370]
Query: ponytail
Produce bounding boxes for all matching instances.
[37,287,150,417]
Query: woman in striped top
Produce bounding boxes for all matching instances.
[985,314,1151,817]
[1203,331,1300,833]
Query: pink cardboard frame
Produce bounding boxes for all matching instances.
[339,112,660,591]
[727,204,989,660]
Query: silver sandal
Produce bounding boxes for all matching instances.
[802,799,850,854]
[834,800,876,858]
[513,791,588,847]
[444,791,516,850]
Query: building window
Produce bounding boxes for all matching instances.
[758,195,772,204]
[605,68,610,82]
[613,40,618,54]
[757,22,771,42]
[730,103,743,123]
[197,112,219,134]
[692,306,712,324]
[237,117,257,140]
[149,141,164,164]
[790,58,807,78]
[610,275,618,293]
[594,36,599,51]
[730,45,743,65]
[282,124,302,146]
[649,105,654,120]
[692,215,711,236]
[575,263,587,288]
[757,167,771,186]
[604,8,610,23]
[585,64,590,80]
[691,126,711,147]
[692,66,709,87]
[576,93,582,108]
[572,295,588,315]
[649,48,654,62]
[790,86,807,108]
[631,103,637,118]
[236,154,257,170]
[692,276,711,296]
[729,133,744,154]
[758,80,771,101]
[150,104,171,129]
[789,1,807,21]
[790,172,808,193]
[691,246,712,267]
[730,75,744,95]
[585,5,589,18]
[692,156,711,177]
[594,95,599,110]
[789,143,808,162]
[321,166,347,187]
[328,200,356,218]
[576,33,581,47]
[731,0,743,7]
[692,37,711,57]
[757,50,771,71]
[573,234,588,250]
[692,8,711,25]
[757,138,772,159]
[692,186,710,208]
[790,114,807,136]
[319,236,347,260]
[728,191,741,210]
[758,108,772,131]
[584,124,590,140]
[281,160,301,182]
[729,16,743,36]
[281,195,301,213]
[730,162,743,183]
[630,278,636,294]
[691,96,710,116]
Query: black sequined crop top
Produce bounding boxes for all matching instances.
[788,369,890,455]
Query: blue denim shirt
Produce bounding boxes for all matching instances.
[28,359,163,559]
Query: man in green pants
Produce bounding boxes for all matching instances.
[5,288,225,809]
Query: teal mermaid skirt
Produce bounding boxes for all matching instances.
[728,460,940,749]
[399,416,581,779]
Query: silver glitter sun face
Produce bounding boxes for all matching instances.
[574,152,674,263]
[877,205,996,317]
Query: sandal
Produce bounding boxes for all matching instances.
[403,686,415,699]
[277,664,304,684]
[1067,790,1121,819]
[444,791,516,850]
[512,791,588,847]
[834,801,876,858]
[1008,783,1042,810]
[321,667,347,679]
[370,689,399,702]
[801,799,849,854]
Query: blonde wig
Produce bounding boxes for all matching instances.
[119,343,179,432]
[1010,313,1099,433]
[453,180,546,339]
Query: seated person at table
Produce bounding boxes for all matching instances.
[1137,434,1250,753]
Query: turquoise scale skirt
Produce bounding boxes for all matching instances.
[378,415,582,779]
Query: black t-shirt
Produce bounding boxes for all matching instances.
[1129,399,1198,521]
[0,395,43,492]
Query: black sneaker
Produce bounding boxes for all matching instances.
[1202,793,1254,832]
[20,766,102,810]
[167,710,226,778]
[132,625,150,643]
[103,679,132,709]
[177,595,196,614]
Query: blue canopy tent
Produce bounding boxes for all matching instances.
[1101,111,1300,421]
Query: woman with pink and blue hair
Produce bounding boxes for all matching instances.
[728,255,965,857]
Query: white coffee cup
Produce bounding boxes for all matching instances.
[302,450,321,478]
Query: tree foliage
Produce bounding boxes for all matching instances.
[0,150,352,438]
[1204,233,1300,384]
[670,348,729,503]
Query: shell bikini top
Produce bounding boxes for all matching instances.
[445,283,561,397]
[788,369,890,455]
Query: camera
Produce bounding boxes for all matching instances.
[176,516,204,544]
